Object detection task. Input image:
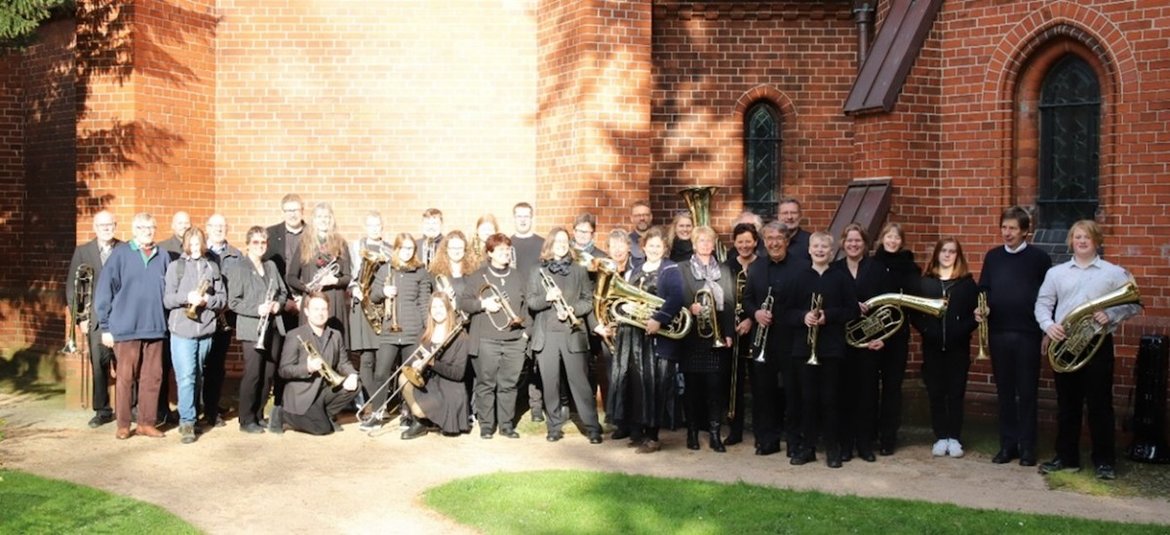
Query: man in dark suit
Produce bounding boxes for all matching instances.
[158,211,190,257]
[778,198,811,263]
[270,292,359,435]
[66,210,121,428]
[262,194,306,430]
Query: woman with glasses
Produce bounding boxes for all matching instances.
[228,226,288,434]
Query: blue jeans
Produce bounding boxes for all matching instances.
[171,335,213,425]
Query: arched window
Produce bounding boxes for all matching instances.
[743,102,780,218]
[1038,55,1100,232]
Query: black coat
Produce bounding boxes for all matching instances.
[783,264,859,360]
[526,261,593,354]
[371,264,433,345]
[913,274,979,352]
[228,259,288,343]
[279,324,357,415]
[413,331,471,434]
[458,265,530,354]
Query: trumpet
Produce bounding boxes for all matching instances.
[255,278,279,350]
[480,274,523,331]
[975,291,990,361]
[186,278,212,320]
[434,275,469,324]
[695,288,727,348]
[63,263,95,354]
[806,293,823,366]
[306,258,340,292]
[1048,281,1141,373]
[539,269,583,330]
[297,335,345,387]
[749,287,772,363]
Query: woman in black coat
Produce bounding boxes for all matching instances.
[229,226,288,433]
[399,292,471,439]
[913,237,979,458]
[286,202,353,336]
[870,222,920,455]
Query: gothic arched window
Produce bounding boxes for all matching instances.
[1038,55,1100,231]
[744,102,780,219]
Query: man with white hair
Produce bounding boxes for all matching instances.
[66,210,121,428]
[203,213,243,428]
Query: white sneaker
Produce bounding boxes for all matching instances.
[931,439,948,457]
[947,438,964,458]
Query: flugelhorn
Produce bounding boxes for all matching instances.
[539,269,583,330]
[297,335,345,387]
[480,274,523,331]
[186,278,212,320]
[679,186,727,262]
[63,263,94,354]
[1048,281,1141,374]
[695,287,728,348]
[750,287,773,363]
[806,293,823,366]
[845,292,947,348]
[974,291,990,361]
[599,272,692,339]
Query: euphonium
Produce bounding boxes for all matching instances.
[679,186,728,262]
[63,263,95,354]
[975,291,990,361]
[186,278,212,320]
[1048,281,1141,374]
[479,274,523,331]
[539,269,583,330]
[297,335,345,387]
[845,292,948,348]
[750,287,773,363]
[695,288,728,348]
[806,293,823,366]
[357,249,388,335]
[601,273,693,339]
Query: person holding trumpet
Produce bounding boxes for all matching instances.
[228,226,288,434]
[784,232,858,468]
[272,292,360,435]
[398,292,471,439]
[286,202,352,335]
[526,227,602,444]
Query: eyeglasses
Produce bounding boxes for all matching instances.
[282,207,302,213]
[574,228,593,234]
[134,225,156,230]
[250,239,268,245]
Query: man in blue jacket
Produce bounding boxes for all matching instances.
[95,212,170,440]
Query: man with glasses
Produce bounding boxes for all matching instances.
[778,198,811,263]
[629,201,652,260]
[66,210,121,428]
[202,213,242,429]
[95,213,170,440]
[263,195,306,432]
[417,208,445,269]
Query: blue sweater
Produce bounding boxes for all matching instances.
[95,240,169,341]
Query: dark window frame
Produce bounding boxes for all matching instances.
[1037,54,1101,232]
[743,102,781,219]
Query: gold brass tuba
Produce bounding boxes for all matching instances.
[695,288,728,348]
[679,186,727,262]
[297,335,345,387]
[599,273,693,339]
[1048,281,1141,374]
[357,249,388,335]
[845,292,948,348]
[63,264,95,354]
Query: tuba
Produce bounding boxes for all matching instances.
[356,249,388,335]
[695,288,728,348]
[297,335,345,387]
[1048,281,1141,374]
[63,264,95,354]
[680,186,727,262]
[845,292,948,348]
[598,272,693,339]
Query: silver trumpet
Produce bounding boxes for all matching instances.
[806,293,823,366]
[255,278,279,350]
[306,258,340,292]
[749,287,773,363]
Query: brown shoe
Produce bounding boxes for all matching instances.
[137,425,166,438]
[635,439,661,454]
[115,427,132,440]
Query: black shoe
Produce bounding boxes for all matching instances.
[239,422,265,434]
[790,449,815,466]
[531,409,545,423]
[1095,464,1117,480]
[1019,448,1037,467]
[755,442,781,456]
[840,449,853,463]
[611,428,630,440]
[1039,457,1080,475]
[786,440,798,458]
[588,433,603,445]
[88,412,114,429]
[827,455,842,469]
[546,430,564,442]
[857,449,876,463]
[203,414,225,429]
[724,432,743,446]
[992,448,1019,464]
[480,428,494,439]
[708,423,725,453]
[686,429,700,450]
[268,409,284,434]
[401,421,429,440]
[500,428,520,439]
[879,446,895,456]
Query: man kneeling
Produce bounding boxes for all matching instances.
[272,292,359,435]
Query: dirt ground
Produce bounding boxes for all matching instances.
[2,390,1168,534]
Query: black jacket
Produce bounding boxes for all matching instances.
[913,274,979,352]
[783,264,859,360]
[526,261,593,354]
[371,264,433,344]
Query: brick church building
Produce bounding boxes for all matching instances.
[1,1,1167,416]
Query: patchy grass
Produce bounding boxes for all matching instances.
[425,470,1166,534]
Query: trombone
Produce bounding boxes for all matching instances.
[727,268,747,420]
[806,293,823,366]
[975,291,990,361]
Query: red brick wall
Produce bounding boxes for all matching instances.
[651,1,857,236]
[0,45,26,355]
[215,0,539,240]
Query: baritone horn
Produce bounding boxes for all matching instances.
[1048,281,1141,374]
[975,291,990,361]
[598,272,692,339]
[695,288,727,348]
[845,292,948,348]
[679,186,727,262]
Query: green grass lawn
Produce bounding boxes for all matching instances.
[0,470,199,534]
[425,470,1166,534]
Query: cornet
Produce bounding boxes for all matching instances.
[806,293,823,366]
[297,335,345,387]
[974,292,990,361]
[306,258,340,292]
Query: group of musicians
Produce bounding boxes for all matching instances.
[67,196,1139,479]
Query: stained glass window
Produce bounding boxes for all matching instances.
[744,103,780,219]
[1038,55,1100,231]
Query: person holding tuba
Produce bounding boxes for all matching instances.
[366,233,433,430]
[784,232,858,468]
[911,238,979,459]
[347,212,391,422]
[286,202,352,336]
[228,226,288,434]
[526,227,602,444]
[458,233,529,439]
[163,227,227,444]
[272,292,360,435]
[601,228,644,441]
[67,210,121,428]
[679,226,737,452]
[724,222,760,447]
[978,206,1051,467]
[832,223,885,462]
[398,293,472,439]
[1035,220,1140,480]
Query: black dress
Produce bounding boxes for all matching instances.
[612,262,685,429]
[412,332,471,435]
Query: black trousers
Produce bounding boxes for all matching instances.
[537,336,600,435]
[875,333,909,447]
[685,369,726,430]
[473,337,527,432]
[845,346,879,455]
[267,332,287,408]
[87,328,115,417]
[798,357,845,454]
[282,386,358,436]
[921,344,971,440]
[990,330,1041,452]
[374,343,416,415]
[201,329,232,421]
[238,343,272,426]
[781,355,802,445]
[750,357,784,445]
[526,356,544,413]
[1054,335,1116,467]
